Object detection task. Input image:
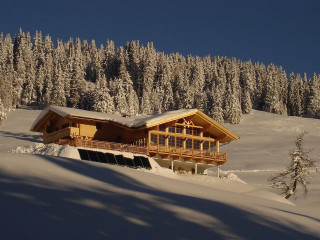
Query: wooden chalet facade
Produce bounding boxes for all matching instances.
[31,106,239,174]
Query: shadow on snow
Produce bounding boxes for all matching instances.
[0,155,318,240]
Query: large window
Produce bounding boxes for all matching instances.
[176,137,183,148]
[186,138,192,149]
[186,129,192,135]
[159,135,166,146]
[194,140,201,150]
[193,129,200,136]
[203,141,210,151]
[159,125,166,132]
[151,134,158,145]
[168,136,175,147]
[176,127,183,134]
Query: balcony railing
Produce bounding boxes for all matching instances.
[148,144,226,164]
[56,138,226,164]
[66,138,148,155]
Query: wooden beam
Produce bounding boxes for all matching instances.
[149,130,216,142]
[202,124,212,132]
[175,123,203,129]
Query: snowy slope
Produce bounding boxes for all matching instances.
[0,108,320,240]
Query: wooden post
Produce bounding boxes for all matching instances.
[216,141,220,153]
[183,127,186,150]
[171,160,174,172]
[217,165,221,178]
[195,163,198,175]
[200,132,203,151]
[165,126,169,147]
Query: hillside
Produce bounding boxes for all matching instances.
[0,108,319,240]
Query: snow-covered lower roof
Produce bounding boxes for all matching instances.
[31,105,197,130]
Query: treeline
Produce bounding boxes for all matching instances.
[0,29,320,124]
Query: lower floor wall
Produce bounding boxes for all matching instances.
[153,157,216,175]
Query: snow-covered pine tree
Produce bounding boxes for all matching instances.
[252,63,267,110]
[0,97,6,124]
[68,39,85,108]
[191,57,206,111]
[306,74,320,118]
[92,71,114,113]
[126,40,141,94]
[140,42,156,115]
[223,59,242,124]
[269,132,318,199]
[41,52,54,105]
[287,73,305,116]
[263,64,282,114]
[50,64,66,106]
[119,60,139,116]
[240,62,254,114]
[152,54,173,113]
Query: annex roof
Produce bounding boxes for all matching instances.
[31,105,239,143]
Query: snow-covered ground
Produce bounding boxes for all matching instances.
[0,108,319,240]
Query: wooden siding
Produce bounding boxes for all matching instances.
[44,127,79,143]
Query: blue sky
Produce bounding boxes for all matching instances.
[1,0,319,77]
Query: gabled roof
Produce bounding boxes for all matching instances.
[31,105,239,143]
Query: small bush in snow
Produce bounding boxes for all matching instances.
[269,132,318,199]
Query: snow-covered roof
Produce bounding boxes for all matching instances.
[31,105,197,130]
[31,105,239,142]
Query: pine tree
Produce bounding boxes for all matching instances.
[191,57,206,111]
[223,60,242,124]
[92,71,114,113]
[50,64,66,106]
[287,73,305,116]
[0,98,6,124]
[240,62,254,114]
[140,42,156,114]
[307,74,320,118]
[269,132,318,199]
[68,39,85,108]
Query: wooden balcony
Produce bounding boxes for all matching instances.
[148,144,226,164]
[66,138,148,155]
[57,138,226,164]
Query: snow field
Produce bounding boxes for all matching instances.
[0,108,320,240]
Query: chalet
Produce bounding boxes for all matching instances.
[31,106,239,174]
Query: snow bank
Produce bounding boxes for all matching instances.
[12,143,247,184]
[12,143,81,160]
[141,157,178,179]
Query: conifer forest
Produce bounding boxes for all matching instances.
[0,29,320,124]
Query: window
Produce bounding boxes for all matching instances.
[169,136,175,147]
[96,122,102,130]
[169,127,175,133]
[151,134,158,145]
[203,141,209,151]
[159,135,165,146]
[186,129,192,135]
[194,140,201,150]
[72,122,77,127]
[159,125,166,132]
[176,137,183,148]
[176,127,183,134]
[186,138,192,149]
[193,130,200,136]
